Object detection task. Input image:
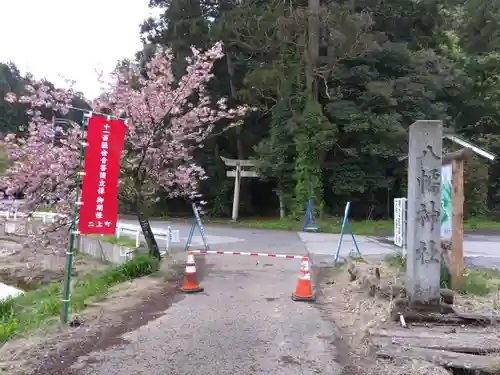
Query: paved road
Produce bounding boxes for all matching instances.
[384,232,500,269]
[64,219,499,374]
[118,218,500,266]
[70,225,342,375]
[118,218,284,250]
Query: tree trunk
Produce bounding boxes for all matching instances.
[136,209,161,260]
[306,0,320,100]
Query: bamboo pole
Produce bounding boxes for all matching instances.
[60,112,89,323]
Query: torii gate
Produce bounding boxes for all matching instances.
[220,156,259,221]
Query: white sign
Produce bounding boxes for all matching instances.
[441,164,452,240]
[394,164,451,248]
[394,198,405,247]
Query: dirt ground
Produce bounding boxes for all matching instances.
[0,257,185,375]
[0,234,105,289]
[315,256,500,375]
[3,241,499,375]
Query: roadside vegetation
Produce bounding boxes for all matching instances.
[89,234,137,249]
[384,252,500,297]
[0,253,158,343]
[176,216,500,237]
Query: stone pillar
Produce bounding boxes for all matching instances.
[406,120,443,306]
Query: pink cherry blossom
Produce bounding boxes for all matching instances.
[2,41,250,252]
[94,41,249,203]
[1,78,82,250]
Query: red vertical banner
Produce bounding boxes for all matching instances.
[78,115,127,235]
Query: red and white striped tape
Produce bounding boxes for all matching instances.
[190,249,304,259]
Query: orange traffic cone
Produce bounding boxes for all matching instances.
[292,253,315,302]
[180,250,204,293]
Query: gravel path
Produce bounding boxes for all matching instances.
[36,218,500,375]
[66,231,342,375]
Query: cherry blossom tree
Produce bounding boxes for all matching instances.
[96,41,249,257]
[3,41,249,258]
[2,80,81,241]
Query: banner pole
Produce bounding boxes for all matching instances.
[68,106,128,121]
[60,111,90,324]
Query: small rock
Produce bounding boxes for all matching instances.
[71,360,88,370]
[69,316,82,327]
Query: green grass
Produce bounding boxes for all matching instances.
[383,252,500,297]
[455,267,500,297]
[203,216,394,235]
[89,234,137,248]
[0,253,158,343]
[35,207,58,213]
[384,251,406,269]
[464,217,500,230]
[192,216,500,236]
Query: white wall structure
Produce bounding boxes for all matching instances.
[0,283,23,302]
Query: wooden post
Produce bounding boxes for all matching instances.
[451,159,465,289]
[442,147,472,290]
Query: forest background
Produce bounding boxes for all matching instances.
[1,0,500,229]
